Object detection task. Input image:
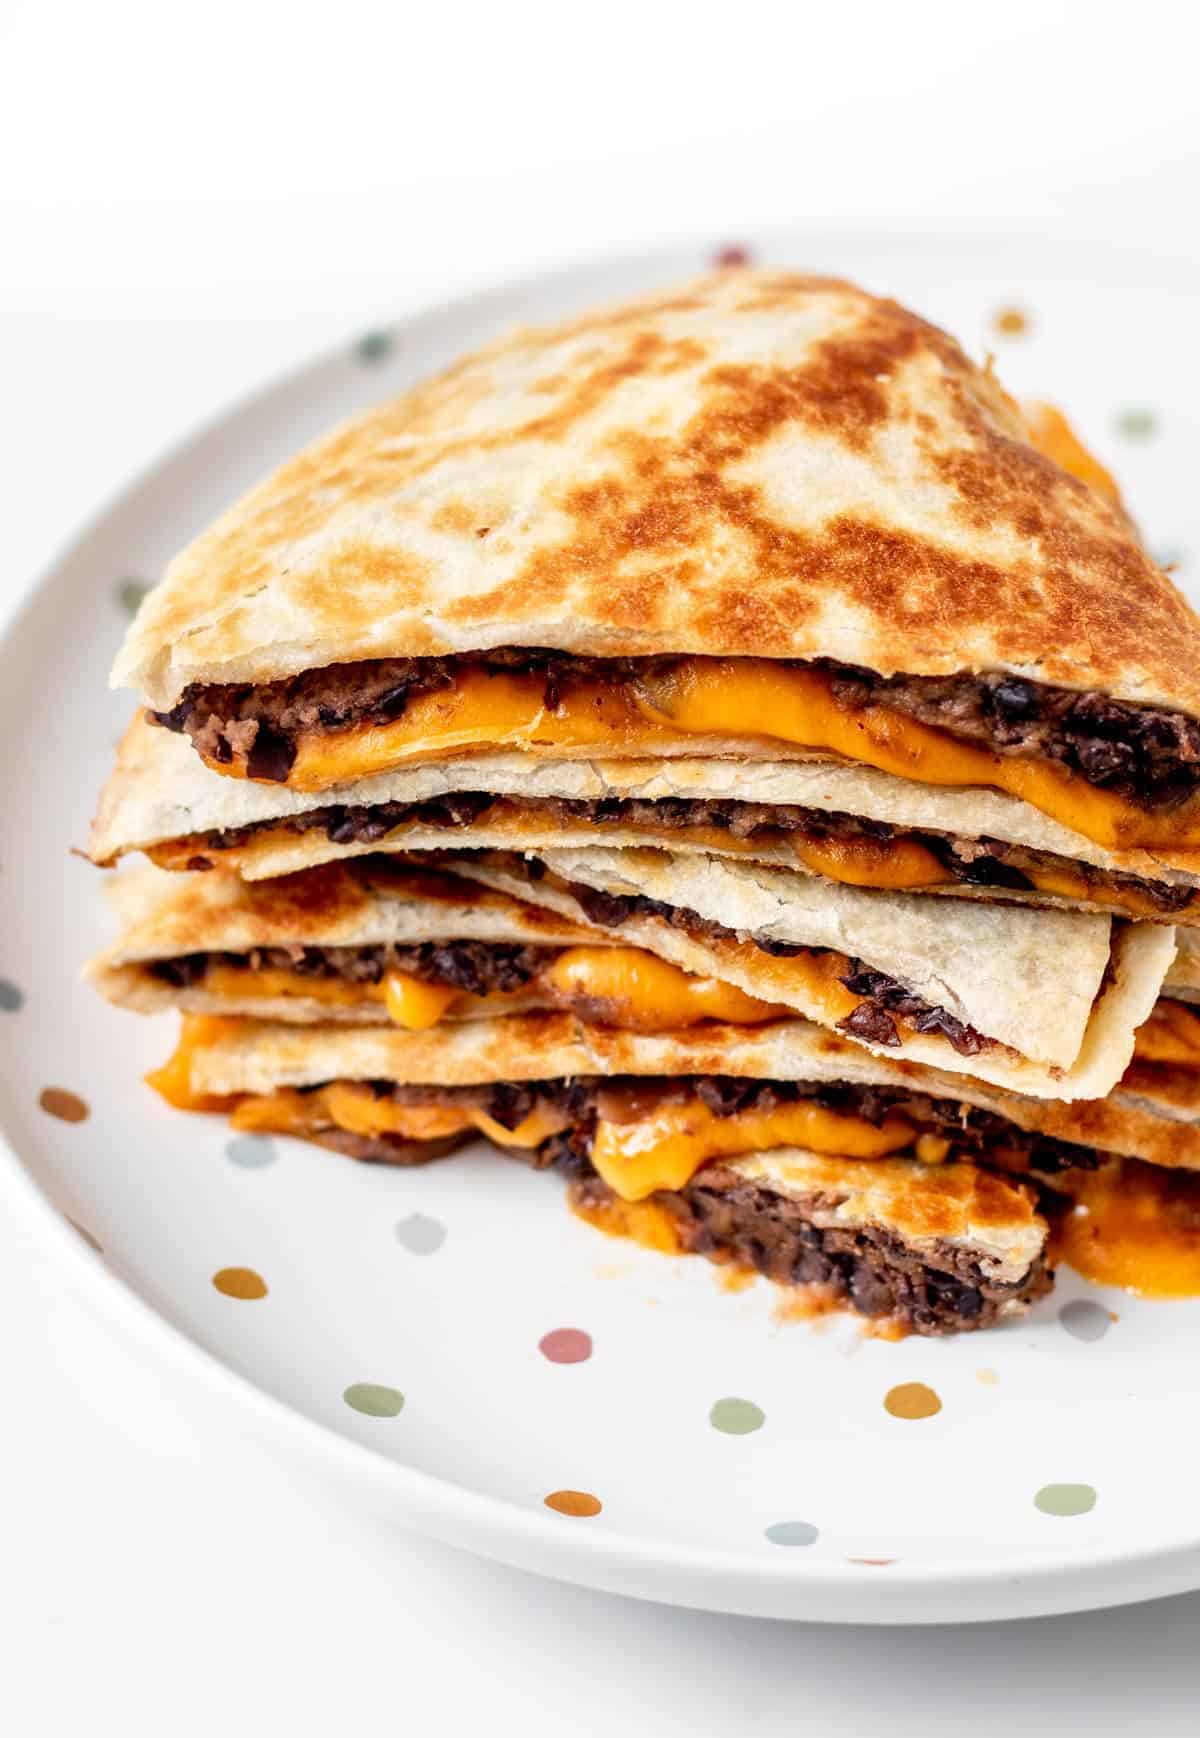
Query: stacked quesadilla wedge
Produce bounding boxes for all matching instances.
[87,268,1200,1332]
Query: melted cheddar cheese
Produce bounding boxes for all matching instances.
[169,944,788,1034]
[1132,998,1200,1068]
[1057,1160,1200,1297]
[228,1082,571,1150]
[588,1097,916,1201]
[144,1015,244,1111]
[1023,402,1123,507]
[539,946,788,1030]
[201,657,1200,853]
[792,833,954,889]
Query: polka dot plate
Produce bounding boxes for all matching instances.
[3,232,1200,1622]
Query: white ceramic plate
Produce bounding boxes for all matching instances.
[4,232,1200,1624]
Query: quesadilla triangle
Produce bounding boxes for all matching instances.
[89,712,1200,927]
[86,856,791,1033]
[86,854,1200,1164]
[149,1011,1062,1335]
[109,270,1200,865]
[440,845,1175,1100]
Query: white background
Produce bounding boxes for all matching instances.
[3,2,1200,1731]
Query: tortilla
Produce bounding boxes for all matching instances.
[89,712,1200,907]
[113,271,1198,720]
[86,858,600,1023]
[451,846,1175,1097]
[172,1008,1200,1175]
[1166,929,1200,1002]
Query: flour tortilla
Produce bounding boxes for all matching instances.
[89,711,1200,898]
[176,1009,1200,1174]
[451,847,1174,1098]
[112,271,1199,723]
[86,857,599,1023]
[1165,929,1200,1003]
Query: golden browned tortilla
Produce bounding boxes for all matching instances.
[113,270,1200,716]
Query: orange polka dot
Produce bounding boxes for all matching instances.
[212,1266,268,1300]
[39,1087,89,1123]
[884,1382,941,1420]
[544,1489,602,1517]
[992,305,1030,337]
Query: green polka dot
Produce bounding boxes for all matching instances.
[1115,407,1157,440]
[116,578,151,616]
[1035,1482,1097,1517]
[355,330,393,363]
[709,1396,765,1435]
[343,1382,405,1418]
[0,979,24,1011]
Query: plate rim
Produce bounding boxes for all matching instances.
[7,226,1200,1623]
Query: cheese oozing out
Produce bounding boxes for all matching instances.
[197,656,1200,853]
[147,1019,941,1204]
[166,944,792,1034]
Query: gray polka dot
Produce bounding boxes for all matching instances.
[116,578,151,616]
[355,330,393,363]
[224,1135,278,1169]
[0,979,24,1012]
[395,1212,447,1255]
[1059,1299,1111,1342]
[765,1520,819,1547]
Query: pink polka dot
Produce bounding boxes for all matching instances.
[538,1328,592,1364]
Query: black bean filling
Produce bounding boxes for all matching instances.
[555,876,992,1056]
[276,1071,1057,1334]
[150,649,1200,810]
[179,789,1195,915]
[622,1169,1053,1334]
[298,1073,1104,1178]
[148,940,554,996]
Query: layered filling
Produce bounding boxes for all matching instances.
[147,1053,1052,1333]
[146,939,788,1033]
[147,789,1198,920]
[572,1164,1051,1334]
[458,857,997,1056]
[148,651,1200,850]
[150,1054,1104,1197]
[142,915,992,1056]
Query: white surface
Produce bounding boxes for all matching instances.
[4,1,1200,1730]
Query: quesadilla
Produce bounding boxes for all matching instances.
[87,857,788,1033]
[137,1001,1200,1328]
[147,1010,1058,1334]
[90,712,1200,926]
[87,852,1200,1175]
[107,271,1200,875]
[433,846,1174,1099]
[87,849,1175,1098]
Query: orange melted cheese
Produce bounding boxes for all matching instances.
[1057,1160,1200,1298]
[569,1189,686,1254]
[588,1097,916,1202]
[1132,998,1200,1067]
[180,945,788,1034]
[1023,402,1123,508]
[539,945,787,1030]
[202,658,1200,853]
[228,1081,570,1150]
[633,660,1200,852]
[792,833,953,889]
[144,1015,244,1111]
